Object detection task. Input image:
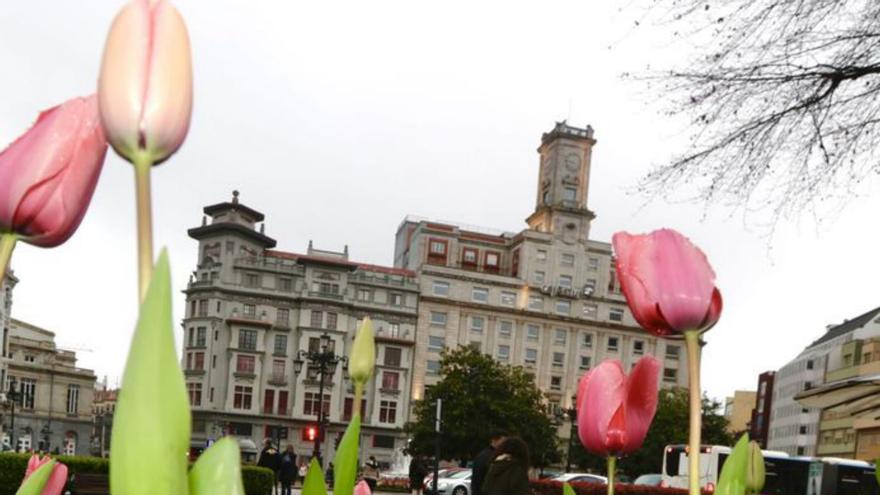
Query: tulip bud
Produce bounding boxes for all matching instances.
[0,95,108,247]
[98,0,193,165]
[18,455,68,495]
[349,317,376,386]
[355,480,373,495]
[746,440,765,494]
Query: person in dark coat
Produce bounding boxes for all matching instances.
[278,445,297,495]
[257,439,281,494]
[408,454,429,494]
[471,432,505,495]
[482,436,531,495]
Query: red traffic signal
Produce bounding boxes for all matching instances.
[305,426,318,441]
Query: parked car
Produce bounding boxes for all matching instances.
[633,474,663,486]
[425,469,472,495]
[552,473,609,484]
[424,468,468,494]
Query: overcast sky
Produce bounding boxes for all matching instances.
[2,1,879,403]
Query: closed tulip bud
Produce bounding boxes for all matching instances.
[98,0,193,165]
[0,95,108,247]
[746,440,765,493]
[349,317,376,386]
[18,455,68,495]
[355,480,373,495]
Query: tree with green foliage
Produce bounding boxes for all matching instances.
[568,388,734,477]
[405,347,558,467]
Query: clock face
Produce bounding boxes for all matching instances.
[565,153,581,172]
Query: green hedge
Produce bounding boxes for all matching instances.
[0,452,274,495]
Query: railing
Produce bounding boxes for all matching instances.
[308,291,344,300]
[268,374,287,386]
[234,256,303,275]
[350,272,414,288]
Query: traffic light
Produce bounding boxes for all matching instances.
[305,425,318,442]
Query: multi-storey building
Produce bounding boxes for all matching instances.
[3,319,96,454]
[749,371,775,448]
[0,270,17,395]
[724,390,757,435]
[182,193,419,465]
[393,122,688,428]
[91,380,118,457]
[768,306,880,456]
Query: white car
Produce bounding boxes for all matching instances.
[552,472,609,484]
[435,468,472,495]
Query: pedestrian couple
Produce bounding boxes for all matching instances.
[257,439,299,495]
[472,432,531,495]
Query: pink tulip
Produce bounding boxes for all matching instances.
[22,455,68,495]
[355,480,373,495]
[612,229,722,337]
[0,95,108,247]
[98,0,193,165]
[576,357,660,456]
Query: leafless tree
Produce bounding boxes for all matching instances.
[634,0,880,220]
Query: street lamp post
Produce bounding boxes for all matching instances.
[555,406,577,473]
[293,332,348,464]
[5,379,21,452]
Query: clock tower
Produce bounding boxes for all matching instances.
[526,121,597,244]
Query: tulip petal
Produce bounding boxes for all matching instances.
[715,434,750,495]
[16,460,56,495]
[189,437,245,495]
[578,360,625,456]
[621,356,661,453]
[334,413,362,495]
[301,458,327,495]
[612,232,676,336]
[354,480,373,495]
[700,288,723,332]
[563,482,576,495]
[649,229,717,332]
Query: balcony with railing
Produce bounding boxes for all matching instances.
[234,256,304,275]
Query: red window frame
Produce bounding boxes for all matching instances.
[483,251,500,273]
[462,247,479,266]
[427,238,449,265]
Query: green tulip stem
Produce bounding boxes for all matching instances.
[0,234,16,283]
[684,330,703,495]
[133,154,154,303]
[606,456,616,495]
[353,382,364,416]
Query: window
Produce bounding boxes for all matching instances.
[429,240,447,255]
[242,304,256,318]
[583,303,598,318]
[555,300,571,315]
[308,337,335,354]
[525,348,538,365]
[551,376,562,391]
[607,336,619,352]
[470,316,485,333]
[24,355,35,363]
[536,250,547,262]
[665,345,680,360]
[501,291,516,306]
[485,252,499,268]
[663,368,678,383]
[382,371,400,391]
[498,345,510,361]
[430,312,447,327]
[274,334,287,355]
[236,355,256,374]
[303,392,331,416]
[198,300,208,317]
[559,275,573,289]
[561,253,575,267]
[806,360,814,370]
[390,293,404,306]
[18,379,34,409]
[212,355,217,368]
[534,271,546,285]
[358,288,371,301]
[226,241,235,254]
[528,295,543,311]
[278,391,289,415]
[388,323,401,338]
[552,352,565,367]
[432,281,450,296]
[66,385,80,414]
[279,277,293,291]
[527,324,539,341]
[379,401,398,423]
[233,386,252,410]
[579,356,591,370]
[426,360,440,375]
[499,321,513,337]
[276,308,289,326]
[238,329,257,350]
[310,311,323,328]
[468,341,482,351]
[804,381,813,391]
[272,359,285,378]
[187,383,202,407]
[462,248,478,265]
[472,287,489,303]
[609,308,624,322]
[373,435,396,449]
[799,425,807,434]
[633,340,644,354]
[584,279,597,294]
[563,187,577,201]
[193,352,205,370]
[385,347,402,367]
[326,312,338,330]
[796,446,805,456]
[196,327,206,347]
[554,329,567,346]
[428,336,445,352]
[343,398,368,421]
[581,333,593,348]
[244,273,260,288]
[587,257,599,271]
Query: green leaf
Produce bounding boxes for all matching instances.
[110,251,190,494]
[334,413,362,495]
[716,434,750,495]
[15,460,55,495]
[189,437,245,495]
[562,481,576,495]
[301,458,328,495]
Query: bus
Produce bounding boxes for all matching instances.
[660,444,879,495]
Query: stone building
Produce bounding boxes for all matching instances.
[91,380,118,457]
[393,122,689,432]
[182,193,419,465]
[749,371,775,448]
[2,319,96,454]
[1,270,17,396]
[724,390,757,435]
